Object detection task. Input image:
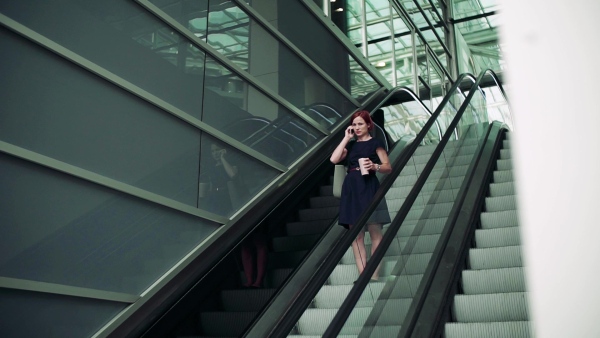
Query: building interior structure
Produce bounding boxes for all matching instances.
[2,0,597,337]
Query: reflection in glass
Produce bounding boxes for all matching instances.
[0,26,203,207]
[0,153,221,295]
[0,289,127,338]
[202,56,322,166]
[198,134,279,217]
[0,0,207,120]
[333,100,488,336]
[381,99,438,145]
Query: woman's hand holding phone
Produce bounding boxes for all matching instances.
[345,126,355,139]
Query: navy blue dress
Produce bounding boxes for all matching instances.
[339,138,391,228]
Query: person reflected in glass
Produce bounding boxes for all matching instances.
[330,110,392,281]
[240,227,268,288]
[200,143,239,216]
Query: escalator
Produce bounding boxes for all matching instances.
[135,70,524,338]
[131,84,441,337]
[240,70,530,338]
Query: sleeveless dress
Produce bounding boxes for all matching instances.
[338,138,391,228]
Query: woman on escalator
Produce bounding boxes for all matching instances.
[330,110,392,281]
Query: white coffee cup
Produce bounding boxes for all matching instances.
[358,158,369,175]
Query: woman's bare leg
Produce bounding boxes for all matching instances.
[367,223,383,280]
[351,228,368,275]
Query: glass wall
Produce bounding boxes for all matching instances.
[0,0,380,335]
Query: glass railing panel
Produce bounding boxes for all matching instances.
[0,152,221,295]
[435,75,476,136]
[198,133,280,218]
[349,55,383,100]
[202,56,322,166]
[0,25,204,208]
[0,0,209,120]
[380,93,438,145]
[286,90,439,337]
[149,0,356,128]
[253,0,385,100]
[0,289,127,338]
[334,101,488,337]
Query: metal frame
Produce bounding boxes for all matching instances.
[300,0,393,90]
[136,0,330,137]
[0,13,287,174]
[0,277,139,304]
[232,0,361,107]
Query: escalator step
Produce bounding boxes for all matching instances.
[221,288,277,311]
[469,246,523,270]
[475,226,521,248]
[497,158,513,171]
[480,210,519,229]
[198,311,257,337]
[493,170,513,183]
[485,195,517,212]
[268,250,308,269]
[285,219,332,236]
[297,206,338,222]
[489,182,515,197]
[309,195,340,208]
[445,321,531,338]
[500,149,511,160]
[271,233,321,252]
[453,292,529,322]
[461,267,526,294]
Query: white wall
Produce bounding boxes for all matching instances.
[500,1,600,337]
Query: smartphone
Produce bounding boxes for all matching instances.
[350,128,355,134]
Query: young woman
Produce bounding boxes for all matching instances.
[330,110,392,280]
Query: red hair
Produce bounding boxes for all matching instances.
[350,110,374,131]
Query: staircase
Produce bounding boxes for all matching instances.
[445,132,532,337]
[176,176,340,337]
[288,136,482,337]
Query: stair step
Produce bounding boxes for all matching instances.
[266,268,292,288]
[445,321,531,338]
[268,250,308,269]
[298,206,339,222]
[480,210,519,229]
[485,195,516,212]
[469,246,523,270]
[309,195,340,208]
[453,292,529,322]
[497,158,512,171]
[493,170,513,183]
[461,267,526,294]
[221,288,277,311]
[296,307,371,335]
[475,227,521,248]
[199,311,257,337]
[329,253,432,285]
[286,219,332,236]
[398,217,447,237]
[271,234,321,252]
[499,148,511,160]
[489,182,515,197]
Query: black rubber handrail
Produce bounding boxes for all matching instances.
[321,72,485,338]
[408,122,507,338]
[322,69,507,338]
[108,86,388,338]
[398,74,509,337]
[243,82,459,338]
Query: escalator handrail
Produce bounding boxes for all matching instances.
[321,71,488,337]
[396,71,510,337]
[245,73,479,338]
[406,122,507,338]
[108,86,388,338]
